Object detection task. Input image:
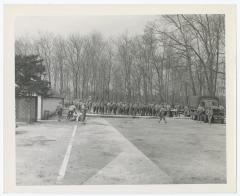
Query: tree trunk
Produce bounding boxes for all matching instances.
[59,64,63,95]
[186,54,196,96]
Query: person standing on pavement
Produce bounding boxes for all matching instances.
[175,104,180,117]
[81,103,88,122]
[56,103,63,121]
[206,107,213,124]
[197,104,205,122]
[184,105,188,117]
[159,105,167,124]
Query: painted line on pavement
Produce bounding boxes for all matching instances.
[56,123,78,184]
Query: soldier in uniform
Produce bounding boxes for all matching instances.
[140,103,143,116]
[184,105,189,117]
[103,102,106,114]
[159,105,167,123]
[100,102,103,114]
[110,102,113,115]
[151,104,154,116]
[96,102,100,114]
[129,103,132,115]
[120,102,124,115]
[113,102,117,115]
[126,103,130,115]
[145,104,148,116]
[125,103,128,115]
[118,102,121,114]
[56,103,63,121]
[98,101,101,114]
[107,102,111,114]
[206,107,213,124]
[87,100,92,113]
[146,104,150,116]
[93,102,97,114]
[219,105,225,111]
[151,104,155,116]
[116,102,120,115]
[197,104,205,122]
[175,104,180,117]
[134,103,137,116]
[155,104,159,117]
[137,102,141,116]
[80,103,88,122]
[97,102,100,114]
[122,103,126,115]
[132,103,136,116]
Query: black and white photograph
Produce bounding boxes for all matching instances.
[3,4,237,193]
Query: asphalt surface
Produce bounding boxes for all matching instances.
[16,117,226,185]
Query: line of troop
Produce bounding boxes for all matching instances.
[73,101,184,117]
[56,95,225,124]
[91,102,185,117]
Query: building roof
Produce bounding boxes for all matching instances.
[44,89,64,99]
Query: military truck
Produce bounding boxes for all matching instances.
[188,96,224,123]
[206,106,225,124]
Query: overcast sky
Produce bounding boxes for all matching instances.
[15,15,159,38]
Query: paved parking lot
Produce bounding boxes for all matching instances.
[16,117,226,185]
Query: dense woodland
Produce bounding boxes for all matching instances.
[15,15,225,105]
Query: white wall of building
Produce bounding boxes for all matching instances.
[42,97,63,119]
[37,95,42,120]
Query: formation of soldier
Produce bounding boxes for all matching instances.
[60,98,225,124]
[84,101,185,117]
[196,104,225,123]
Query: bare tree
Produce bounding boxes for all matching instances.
[15,14,225,104]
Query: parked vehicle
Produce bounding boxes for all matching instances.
[204,106,225,124]
[188,96,224,123]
